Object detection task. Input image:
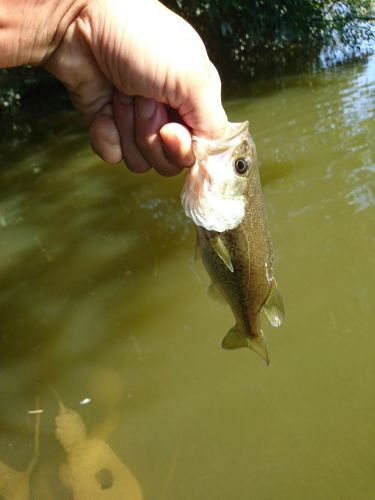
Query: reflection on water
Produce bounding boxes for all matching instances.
[52,378,143,500]
[0,52,374,499]
[0,396,39,500]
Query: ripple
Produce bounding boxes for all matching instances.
[345,182,375,212]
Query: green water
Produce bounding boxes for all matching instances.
[0,53,374,500]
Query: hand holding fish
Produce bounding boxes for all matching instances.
[0,0,227,175]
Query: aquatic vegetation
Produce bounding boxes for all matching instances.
[166,0,374,75]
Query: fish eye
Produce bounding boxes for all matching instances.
[234,156,250,174]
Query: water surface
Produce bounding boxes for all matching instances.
[0,54,374,499]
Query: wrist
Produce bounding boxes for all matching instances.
[0,0,90,67]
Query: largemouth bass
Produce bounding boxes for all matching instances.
[181,122,284,364]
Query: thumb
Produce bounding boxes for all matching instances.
[159,122,195,168]
[179,62,228,140]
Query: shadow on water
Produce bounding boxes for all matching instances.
[0,120,192,497]
[0,128,190,360]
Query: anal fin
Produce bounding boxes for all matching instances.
[263,279,285,328]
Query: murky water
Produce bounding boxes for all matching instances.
[0,53,374,500]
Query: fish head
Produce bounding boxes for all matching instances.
[181,121,257,232]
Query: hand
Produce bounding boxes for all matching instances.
[44,0,228,175]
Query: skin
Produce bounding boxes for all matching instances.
[0,0,228,176]
[196,132,274,342]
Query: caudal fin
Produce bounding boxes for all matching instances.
[222,327,270,365]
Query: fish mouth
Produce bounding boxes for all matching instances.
[192,121,249,154]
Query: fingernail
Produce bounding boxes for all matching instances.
[136,97,156,119]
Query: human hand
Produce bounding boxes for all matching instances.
[44,0,228,175]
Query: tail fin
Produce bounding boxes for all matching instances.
[222,327,269,365]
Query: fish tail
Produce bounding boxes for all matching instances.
[222,327,270,366]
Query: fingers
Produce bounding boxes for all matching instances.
[134,97,182,176]
[113,91,194,176]
[112,93,151,173]
[89,92,195,175]
[89,105,122,164]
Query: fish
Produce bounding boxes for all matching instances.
[181,121,284,364]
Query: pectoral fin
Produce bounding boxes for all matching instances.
[222,327,269,365]
[263,280,285,327]
[209,234,234,272]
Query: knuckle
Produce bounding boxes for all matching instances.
[135,134,151,151]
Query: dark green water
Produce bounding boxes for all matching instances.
[0,53,374,499]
